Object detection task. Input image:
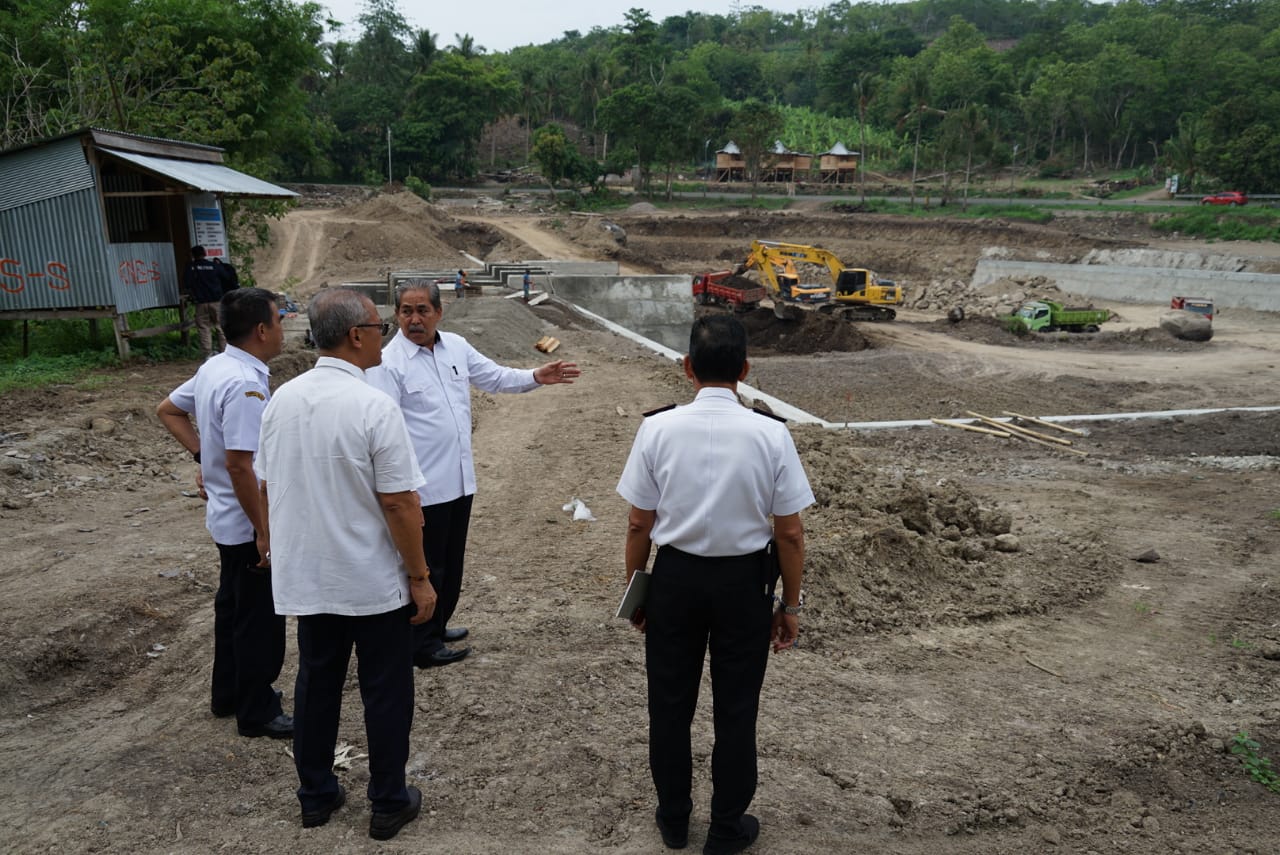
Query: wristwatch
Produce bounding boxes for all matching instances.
[780,603,802,616]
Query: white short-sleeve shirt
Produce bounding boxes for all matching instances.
[368,330,538,506]
[616,387,815,557]
[168,346,270,546]
[255,357,426,617]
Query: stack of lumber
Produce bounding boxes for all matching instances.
[931,411,1088,456]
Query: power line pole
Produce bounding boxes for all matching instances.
[387,126,392,185]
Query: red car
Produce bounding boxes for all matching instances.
[1201,191,1248,206]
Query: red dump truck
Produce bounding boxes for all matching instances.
[692,271,767,311]
[1171,296,1214,320]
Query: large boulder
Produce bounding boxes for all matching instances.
[1159,310,1214,342]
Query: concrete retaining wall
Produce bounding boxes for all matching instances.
[972,259,1280,311]
[521,260,619,275]
[551,274,692,351]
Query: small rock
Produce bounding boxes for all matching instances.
[1142,815,1160,833]
[1256,641,1280,661]
[1132,549,1161,563]
[3,496,32,509]
[1041,825,1061,845]
[960,542,986,561]
[994,533,1021,552]
[89,417,117,434]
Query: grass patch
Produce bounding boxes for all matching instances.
[832,198,1055,223]
[1153,208,1280,242]
[0,307,200,393]
[0,351,119,394]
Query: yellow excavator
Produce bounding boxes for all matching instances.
[737,239,903,321]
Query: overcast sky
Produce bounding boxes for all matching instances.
[320,0,816,53]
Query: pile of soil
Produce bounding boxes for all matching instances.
[333,193,513,271]
[929,315,1208,352]
[735,307,872,355]
[791,426,1116,643]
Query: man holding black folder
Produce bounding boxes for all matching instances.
[616,314,813,855]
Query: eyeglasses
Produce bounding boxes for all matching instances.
[353,322,391,336]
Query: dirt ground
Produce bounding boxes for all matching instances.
[2,191,1279,854]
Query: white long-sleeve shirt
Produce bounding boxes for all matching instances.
[368,329,539,506]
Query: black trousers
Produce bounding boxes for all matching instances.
[294,606,415,815]
[645,545,775,836]
[212,541,285,726]
[412,494,473,654]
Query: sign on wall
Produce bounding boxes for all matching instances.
[187,193,227,257]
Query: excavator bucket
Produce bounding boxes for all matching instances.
[772,302,804,321]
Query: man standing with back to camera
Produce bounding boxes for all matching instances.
[368,279,580,668]
[184,245,229,360]
[617,314,813,855]
[255,289,436,840]
[155,287,292,739]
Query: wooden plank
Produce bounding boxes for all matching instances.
[966,412,1090,456]
[1002,411,1087,436]
[965,411,1075,446]
[528,293,550,306]
[931,418,1011,438]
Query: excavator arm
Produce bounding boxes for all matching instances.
[738,241,832,302]
[740,239,903,321]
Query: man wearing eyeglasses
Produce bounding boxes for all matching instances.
[368,279,581,669]
[255,289,437,840]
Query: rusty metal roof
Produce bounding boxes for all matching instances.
[98,149,296,198]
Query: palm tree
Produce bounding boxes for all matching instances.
[413,30,438,74]
[956,104,988,211]
[853,72,878,203]
[896,65,933,209]
[1163,115,1204,194]
[453,33,479,58]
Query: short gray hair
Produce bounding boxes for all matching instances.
[394,279,441,311]
[309,289,370,349]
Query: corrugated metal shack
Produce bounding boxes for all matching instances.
[0,128,296,357]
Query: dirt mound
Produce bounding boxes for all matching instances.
[440,295,561,365]
[792,426,1116,643]
[544,215,627,257]
[733,306,872,355]
[931,314,1208,352]
[329,193,500,273]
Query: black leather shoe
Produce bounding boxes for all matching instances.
[237,713,294,739]
[302,784,345,828]
[214,688,281,719]
[443,626,469,642]
[369,785,422,840]
[655,807,689,849]
[414,645,471,668]
[702,815,759,855]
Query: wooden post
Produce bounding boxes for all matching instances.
[112,312,130,360]
[22,320,29,357]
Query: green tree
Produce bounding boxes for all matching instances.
[398,52,517,180]
[727,99,783,199]
[531,123,585,189]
